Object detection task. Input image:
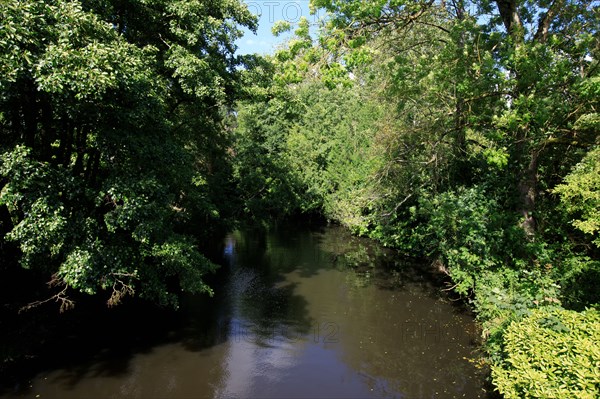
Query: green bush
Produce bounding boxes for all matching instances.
[407,186,519,295]
[492,307,600,399]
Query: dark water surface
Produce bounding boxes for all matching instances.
[1,223,490,398]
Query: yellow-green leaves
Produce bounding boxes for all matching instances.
[37,40,140,100]
[0,146,69,270]
[492,308,600,399]
[272,20,292,37]
[553,147,600,247]
[0,0,47,89]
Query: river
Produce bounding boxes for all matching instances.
[1,222,490,398]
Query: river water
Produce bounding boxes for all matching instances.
[1,223,490,398]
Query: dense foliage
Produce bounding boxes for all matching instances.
[0,0,256,309]
[492,308,600,398]
[231,0,600,397]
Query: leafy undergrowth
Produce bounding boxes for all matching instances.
[492,308,600,399]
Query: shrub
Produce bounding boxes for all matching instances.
[492,307,600,399]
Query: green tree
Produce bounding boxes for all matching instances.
[0,0,256,309]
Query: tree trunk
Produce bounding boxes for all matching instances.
[22,80,38,150]
[533,0,564,44]
[495,0,523,40]
[39,95,56,162]
[518,151,538,237]
[73,128,87,176]
[451,0,469,183]
[59,122,74,167]
[495,0,542,238]
[85,149,100,185]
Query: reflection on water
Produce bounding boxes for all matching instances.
[1,223,490,398]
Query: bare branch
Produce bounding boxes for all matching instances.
[19,283,75,313]
[107,279,135,307]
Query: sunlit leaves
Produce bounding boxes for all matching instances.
[284,85,382,227]
[492,308,600,399]
[36,40,148,100]
[272,20,292,36]
[166,44,220,99]
[554,147,600,247]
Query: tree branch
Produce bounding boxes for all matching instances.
[19,282,75,313]
[495,0,523,41]
[107,279,135,307]
[533,0,564,44]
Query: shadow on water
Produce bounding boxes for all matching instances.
[312,223,465,301]
[211,224,317,341]
[0,231,314,397]
[0,298,178,394]
[0,224,322,398]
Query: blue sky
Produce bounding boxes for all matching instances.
[235,1,323,55]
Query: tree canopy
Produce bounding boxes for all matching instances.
[0,0,256,309]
